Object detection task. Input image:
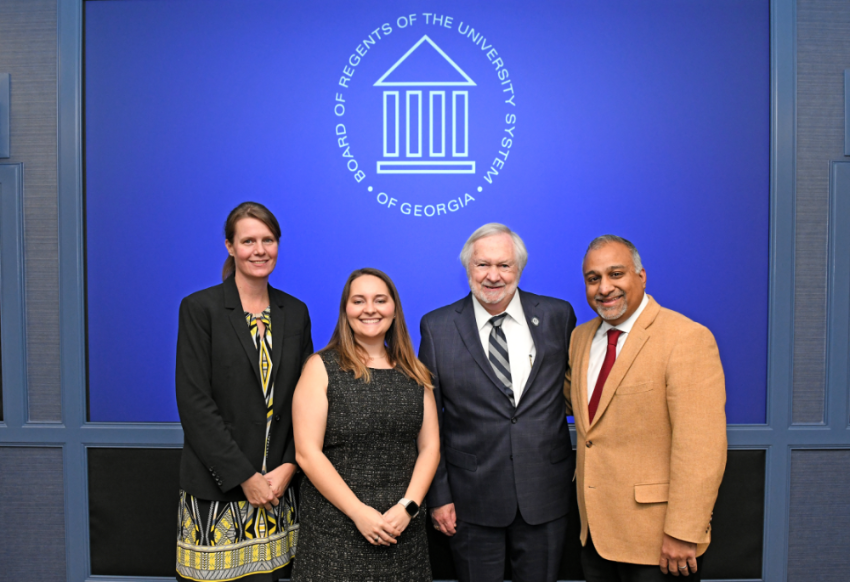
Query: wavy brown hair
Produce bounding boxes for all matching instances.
[322,268,433,389]
[222,201,282,281]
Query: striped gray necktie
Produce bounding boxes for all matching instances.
[488,314,515,406]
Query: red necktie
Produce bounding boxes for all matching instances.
[588,329,623,423]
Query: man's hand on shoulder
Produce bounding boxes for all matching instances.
[659,533,697,576]
[430,503,457,536]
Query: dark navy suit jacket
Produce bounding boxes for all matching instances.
[419,290,576,527]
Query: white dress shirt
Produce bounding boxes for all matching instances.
[472,290,536,405]
[586,293,649,403]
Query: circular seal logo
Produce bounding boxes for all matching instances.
[332,13,517,218]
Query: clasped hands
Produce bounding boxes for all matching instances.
[430,503,457,536]
[240,463,297,510]
[353,503,411,546]
[245,465,412,546]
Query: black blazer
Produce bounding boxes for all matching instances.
[176,275,313,501]
[419,290,576,527]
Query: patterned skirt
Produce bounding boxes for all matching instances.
[176,488,298,582]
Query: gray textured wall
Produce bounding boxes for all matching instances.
[788,450,850,581]
[0,0,61,422]
[787,1,850,574]
[0,0,65,579]
[0,447,66,582]
[793,0,850,423]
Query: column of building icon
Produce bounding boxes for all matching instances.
[374,35,476,175]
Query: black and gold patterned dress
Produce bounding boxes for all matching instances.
[290,350,431,582]
[176,308,298,582]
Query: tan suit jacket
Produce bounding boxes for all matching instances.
[565,295,727,565]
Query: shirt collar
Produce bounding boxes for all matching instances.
[472,289,526,331]
[597,292,649,338]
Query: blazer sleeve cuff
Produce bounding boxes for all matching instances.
[663,522,712,546]
[219,459,257,494]
[281,439,297,465]
[425,483,453,509]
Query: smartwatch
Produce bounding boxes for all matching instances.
[398,498,420,519]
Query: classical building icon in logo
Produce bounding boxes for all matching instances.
[374,35,476,174]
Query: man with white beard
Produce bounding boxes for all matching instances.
[419,223,577,582]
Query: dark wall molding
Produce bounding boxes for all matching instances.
[0,164,27,426]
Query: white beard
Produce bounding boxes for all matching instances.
[470,278,518,307]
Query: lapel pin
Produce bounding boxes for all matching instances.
[532,317,539,326]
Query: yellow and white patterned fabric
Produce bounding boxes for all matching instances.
[176,489,297,581]
[176,308,298,582]
[246,309,275,474]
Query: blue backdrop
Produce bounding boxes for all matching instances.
[84,0,769,423]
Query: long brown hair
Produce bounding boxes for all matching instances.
[222,201,282,281]
[322,268,433,389]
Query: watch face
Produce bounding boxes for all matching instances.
[405,501,419,516]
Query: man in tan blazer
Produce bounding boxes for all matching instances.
[564,235,726,581]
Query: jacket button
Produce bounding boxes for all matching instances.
[510,455,513,460]
[274,414,281,422]
[586,441,593,448]
[511,418,517,424]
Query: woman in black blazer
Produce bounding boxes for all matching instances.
[175,202,312,582]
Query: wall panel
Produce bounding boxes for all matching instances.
[787,450,850,581]
[83,448,765,580]
[0,0,61,421]
[0,447,66,582]
[793,0,850,423]
[88,448,182,577]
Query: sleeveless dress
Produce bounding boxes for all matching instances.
[176,308,298,582]
[290,351,431,582]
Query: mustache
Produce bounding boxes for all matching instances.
[595,292,623,302]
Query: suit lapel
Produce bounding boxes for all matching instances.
[224,276,262,387]
[453,294,512,402]
[519,291,545,399]
[589,297,660,429]
[269,287,285,390]
[577,319,601,431]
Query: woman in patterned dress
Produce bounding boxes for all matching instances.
[175,202,313,582]
[290,268,440,581]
